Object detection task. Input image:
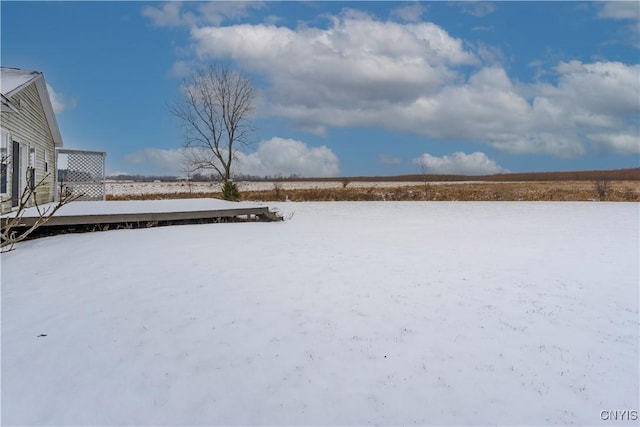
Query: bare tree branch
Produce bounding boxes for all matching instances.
[171,64,255,190]
[1,165,82,252]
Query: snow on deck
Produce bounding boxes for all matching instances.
[2,201,638,425]
[6,198,264,218]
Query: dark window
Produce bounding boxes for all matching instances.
[1,161,6,194]
[0,130,7,193]
[29,148,35,188]
[29,168,35,189]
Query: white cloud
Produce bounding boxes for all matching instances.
[124,148,186,175]
[197,2,265,26]
[412,152,508,175]
[549,61,639,117]
[596,1,640,48]
[124,138,340,178]
[458,2,496,17]
[46,83,76,114]
[476,41,505,65]
[366,67,575,156]
[529,61,640,155]
[236,137,339,177]
[263,15,283,26]
[379,154,402,165]
[588,131,640,155]
[142,2,264,28]
[191,13,478,112]
[391,3,427,23]
[142,2,191,27]
[169,61,192,78]
[597,1,640,20]
[472,25,494,32]
[165,9,637,159]
[417,61,639,157]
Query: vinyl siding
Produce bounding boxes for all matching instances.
[1,81,57,213]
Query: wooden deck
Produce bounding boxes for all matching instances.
[2,200,283,240]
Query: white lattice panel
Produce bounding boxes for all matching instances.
[57,149,106,201]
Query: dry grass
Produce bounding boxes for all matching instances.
[106,181,640,202]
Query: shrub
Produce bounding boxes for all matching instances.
[594,180,611,201]
[273,182,283,200]
[222,181,240,201]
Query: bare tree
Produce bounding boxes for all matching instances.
[272,182,283,200]
[171,64,255,200]
[180,156,196,194]
[1,162,81,252]
[594,179,611,201]
[418,159,432,200]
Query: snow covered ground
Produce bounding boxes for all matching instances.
[106,180,433,196]
[9,198,263,217]
[2,201,638,425]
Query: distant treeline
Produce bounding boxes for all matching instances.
[105,173,305,182]
[106,174,182,182]
[105,168,640,183]
[283,168,640,183]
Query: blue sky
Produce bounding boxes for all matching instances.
[2,1,639,177]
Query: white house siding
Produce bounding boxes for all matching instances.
[1,82,57,213]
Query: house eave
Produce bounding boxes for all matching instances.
[33,74,63,148]
[1,68,64,148]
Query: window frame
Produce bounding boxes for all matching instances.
[1,129,8,195]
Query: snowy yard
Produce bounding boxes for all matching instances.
[2,201,638,425]
[105,181,430,197]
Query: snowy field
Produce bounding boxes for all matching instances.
[106,180,434,196]
[2,201,638,426]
